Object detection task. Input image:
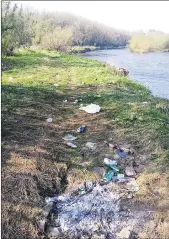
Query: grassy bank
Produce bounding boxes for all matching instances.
[2,49,169,238]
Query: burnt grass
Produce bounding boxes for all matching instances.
[1,49,169,238]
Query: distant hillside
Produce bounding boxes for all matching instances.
[2,1,131,55]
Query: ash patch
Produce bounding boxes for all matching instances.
[38,181,150,239]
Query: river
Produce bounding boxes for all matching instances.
[81,49,169,99]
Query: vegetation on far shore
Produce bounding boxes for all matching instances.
[2,49,169,238]
[129,31,169,53]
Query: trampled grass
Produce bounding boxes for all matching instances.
[2,49,169,238]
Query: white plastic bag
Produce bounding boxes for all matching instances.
[79,104,101,114]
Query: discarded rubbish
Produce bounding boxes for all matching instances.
[78,185,86,194]
[74,99,78,104]
[63,99,68,103]
[46,118,53,123]
[66,142,77,148]
[104,170,114,181]
[74,99,83,104]
[86,142,97,150]
[104,158,117,166]
[117,174,125,179]
[109,143,118,149]
[109,164,119,172]
[117,149,127,159]
[104,158,119,172]
[63,134,77,141]
[45,196,58,204]
[80,104,101,114]
[77,125,87,133]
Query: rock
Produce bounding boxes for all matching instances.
[37,219,46,232]
[118,68,129,76]
[113,154,121,161]
[47,226,62,238]
[92,233,106,239]
[85,142,97,150]
[117,227,131,239]
[92,167,105,176]
[41,202,53,217]
[108,137,113,142]
[125,180,139,192]
[125,166,136,177]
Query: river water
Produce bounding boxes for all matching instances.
[81,49,169,99]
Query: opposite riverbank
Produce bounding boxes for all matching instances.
[2,49,169,238]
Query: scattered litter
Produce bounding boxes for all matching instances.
[109,143,118,149]
[74,99,78,104]
[104,170,114,181]
[80,104,101,114]
[54,83,59,87]
[63,134,77,141]
[46,118,53,123]
[125,166,136,177]
[80,81,85,85]
[77,125,87,133]
[117,149,127,159]
[63,99,68,103]
[74,99,83,104]
[117,173,125,179]
[104,158,119,172]
[66,142,77,148]
[104,158,117,166]
[85,142,97,150]
[45,196,58,203]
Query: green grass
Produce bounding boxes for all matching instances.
[2,49,169,167]
[2,48,169,238]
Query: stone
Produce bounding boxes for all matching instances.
[125,166,136,177]
[116,227,131,239]
[37,219,46,231]
[92,167,105,176]
[113,154,121,160]
[41,202,53,217]
[92,233,106,239]
[47,226,62,238]
[125,180,139,192]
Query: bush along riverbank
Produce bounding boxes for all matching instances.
[2,49,169,238]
